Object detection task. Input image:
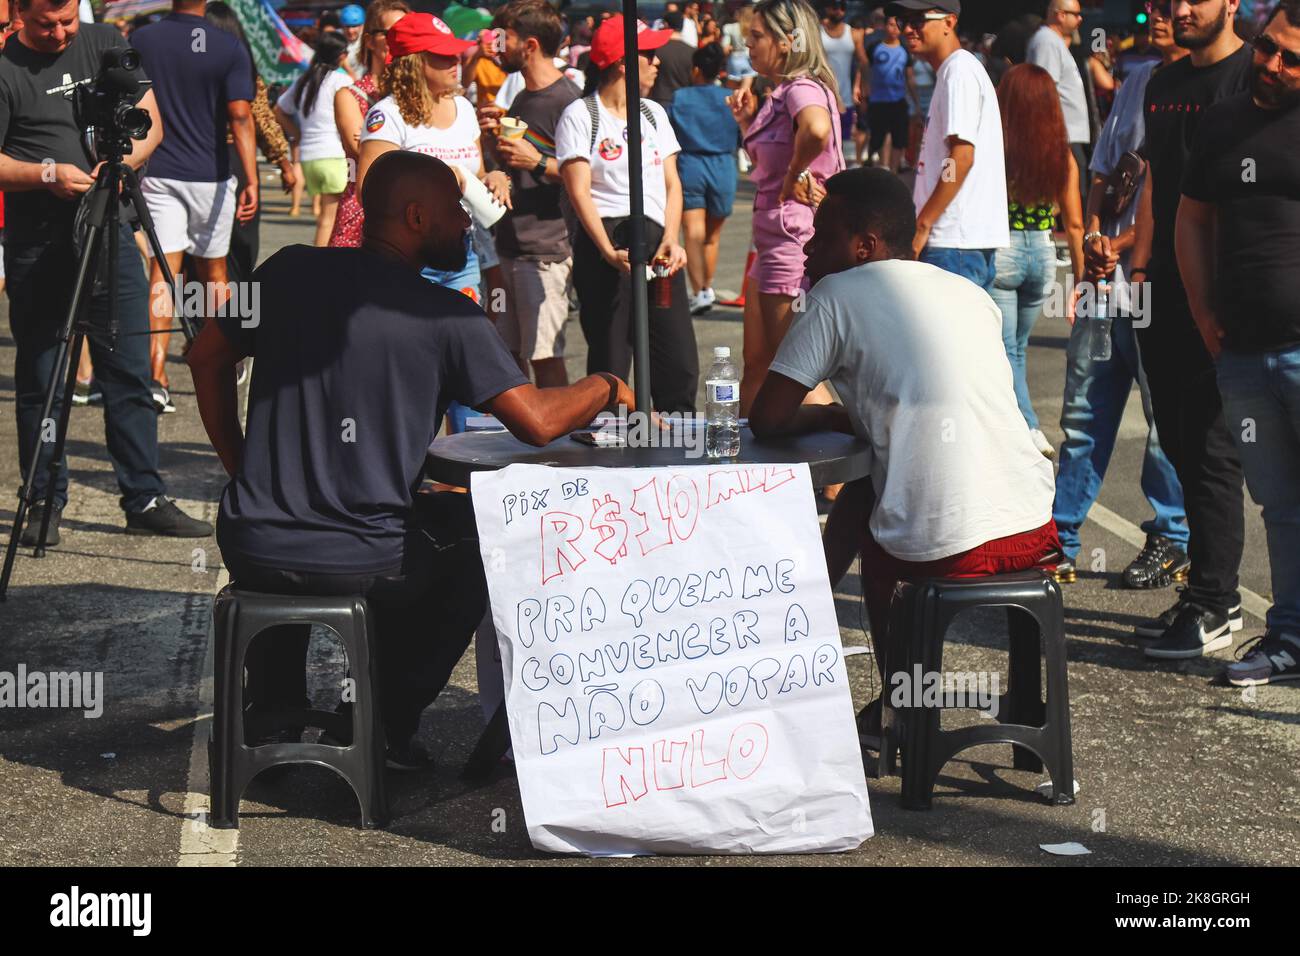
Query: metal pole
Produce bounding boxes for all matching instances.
[623,0,652,415]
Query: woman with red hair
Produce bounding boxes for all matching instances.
[992,62,1083,460]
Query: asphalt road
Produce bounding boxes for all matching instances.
[0,166,1295,867]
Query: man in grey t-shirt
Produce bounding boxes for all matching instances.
[1027,0,1090,195]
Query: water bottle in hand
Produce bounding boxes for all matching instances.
[705,346,740,459]
[1089,281,1113,362]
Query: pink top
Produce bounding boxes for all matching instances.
[743,76,843,209]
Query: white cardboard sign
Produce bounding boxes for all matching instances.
[472,462,873,856]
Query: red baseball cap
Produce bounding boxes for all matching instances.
[589,15,673,70]
[386,13,476,61]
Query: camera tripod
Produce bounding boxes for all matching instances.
[0,154,198,601]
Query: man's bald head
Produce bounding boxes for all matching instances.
[361,151,469,273]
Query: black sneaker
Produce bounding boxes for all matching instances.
[1144,602,1237,659]
[1051,558,1076,584]
[150,379,176,414]
[72,380,103,406]
[856,697,882,751]
[386,737,434,771]
[20,501,62,547]
[1135,589,1242,640]
[1223,633,1300,686]
[125,496,213,537]
[1123,534,1190,589]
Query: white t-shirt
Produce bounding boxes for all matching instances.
[913,49,1009,250]
[768,259,1054,561]
[1026,26,1090,145]
[555,95,680,226]
[277,69,352,162]
[360,94,482,178]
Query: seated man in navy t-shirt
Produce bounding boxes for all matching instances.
[187,151,633,767]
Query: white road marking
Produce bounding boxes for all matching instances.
[177,563,238,867]
[1087,502,1271,621]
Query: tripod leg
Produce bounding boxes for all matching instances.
[0,220,106,599]
[33,332,87,558]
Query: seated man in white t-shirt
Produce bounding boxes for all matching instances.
[750,167,1061,734]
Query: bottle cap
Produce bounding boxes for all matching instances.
[713,346,731,359]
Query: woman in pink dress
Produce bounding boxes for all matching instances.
[329,0,412,247]
[728,0,842,414]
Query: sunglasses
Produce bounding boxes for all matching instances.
[1144,1,1172,20]
[1252,33,1300,70]
[897,11,951,31]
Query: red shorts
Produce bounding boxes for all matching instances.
[858,518,1063,649]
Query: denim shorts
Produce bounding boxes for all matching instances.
[678,152,737,218]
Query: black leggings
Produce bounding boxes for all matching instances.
[572,216,699,413]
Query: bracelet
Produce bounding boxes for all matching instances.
[1083,230,1103,243]
[534,154,548,177]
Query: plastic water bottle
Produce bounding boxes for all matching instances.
[1089,281,1113,361]
[705,346,740,459]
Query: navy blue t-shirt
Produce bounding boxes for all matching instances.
[130,13,254,181]
[216,246,528,574]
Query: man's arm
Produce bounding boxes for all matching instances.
[750,372,853,440]
[913,137,973,256]
[186,318,247,477]
[485,374,634,447]
[125,87,164,171]
[1174,194,1224,357]
[228,99,259,223]
[1130,163,1154,279]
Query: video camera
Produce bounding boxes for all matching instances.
[68,48,153,162]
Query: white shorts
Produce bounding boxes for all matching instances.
[497,256,571,361]
[141,175,237,259]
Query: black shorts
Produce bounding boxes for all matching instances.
[867,99,909,154]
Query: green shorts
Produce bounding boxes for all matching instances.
[301,157,349,196]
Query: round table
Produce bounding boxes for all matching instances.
[426,427,872,487]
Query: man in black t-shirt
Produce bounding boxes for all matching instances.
[648,10,696,109]
[0,0,212,546]
[1116,0,1251,661]
[186,151,633,764]
[1177,0,1300,687]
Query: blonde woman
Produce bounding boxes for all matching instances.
[728,0,841,416]
[356,13,511,302]
[329,0,411,247]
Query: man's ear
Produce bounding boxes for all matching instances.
[404,200,423,232]
[855,234,876,264]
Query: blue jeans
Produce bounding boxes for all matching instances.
[919,246,996,294]
[1053,303,1187,561]
[989,231,1055,429]
[422,235,482,432]
[5,222,166,513]
[1215,345,1300,637]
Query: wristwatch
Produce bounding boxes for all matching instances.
[533,154,548,177]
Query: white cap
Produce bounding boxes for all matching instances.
[713,346,731,359]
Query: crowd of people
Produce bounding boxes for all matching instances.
[2,0,1298,763]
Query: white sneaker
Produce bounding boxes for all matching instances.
[1030,428,1056,460]
[689,288,716,315]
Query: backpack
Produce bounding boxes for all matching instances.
[585,94,658,154]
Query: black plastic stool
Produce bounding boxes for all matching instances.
[209,586,389,829]
[878,570,1075,810]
